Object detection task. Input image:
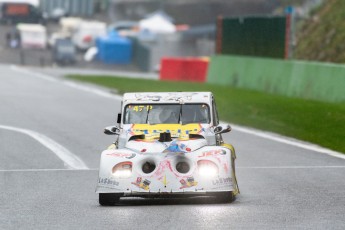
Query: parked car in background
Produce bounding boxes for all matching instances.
[48,31,69,47]
[52,38,76,65]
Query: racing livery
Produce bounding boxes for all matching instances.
[96,92,239,205]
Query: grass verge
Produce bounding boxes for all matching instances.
[67,75,345,154]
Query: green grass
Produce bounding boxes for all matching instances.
[67,75,345,154]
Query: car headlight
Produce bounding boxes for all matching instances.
[197,160,218,178]
[112,162,132,179]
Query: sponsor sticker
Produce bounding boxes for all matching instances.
[106,152,136,159]
[212,177,232,186]
[180,177,198,189]
[131,177,151,190]
[98,177,119,187]
[198,149,226,158]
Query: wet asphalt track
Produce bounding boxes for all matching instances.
[0,64,345,230]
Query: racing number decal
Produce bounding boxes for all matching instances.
[130,105,153,112]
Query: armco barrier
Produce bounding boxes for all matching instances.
[160,57,209,82]
[207,55,345,103]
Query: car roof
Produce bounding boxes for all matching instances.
[123,92,213,104]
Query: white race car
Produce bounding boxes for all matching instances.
[96,92,239,205]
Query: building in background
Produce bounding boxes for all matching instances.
[0,0,39,7]
[0,0,43,24]
[110,0,289,26]
[39,0,95,18]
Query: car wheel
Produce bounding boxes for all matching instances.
[99,193,121,206]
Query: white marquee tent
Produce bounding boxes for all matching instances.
[139,12,176,34]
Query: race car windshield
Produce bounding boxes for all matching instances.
[124,104,210,124]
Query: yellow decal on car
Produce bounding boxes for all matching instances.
[131,124,203,140]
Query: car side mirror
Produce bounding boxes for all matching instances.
[214,124,231,135]
[104,126,120,135]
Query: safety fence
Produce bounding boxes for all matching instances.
[207,55,345,103]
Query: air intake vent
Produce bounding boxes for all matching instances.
[176,162,190,174]
[142,161,156,174]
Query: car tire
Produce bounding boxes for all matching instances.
[99,193,121,206]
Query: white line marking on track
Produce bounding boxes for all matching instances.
[231,124,345,160]
[10,65,58,82]
[10,65,123,100]
[0,125,89,170]
[238,166,345,169]
[0,168,98,172]
[10,65,345,160]
[63,81,123,100]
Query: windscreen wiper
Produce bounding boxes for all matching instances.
[178,104,183,124]
[145,106,151,124]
